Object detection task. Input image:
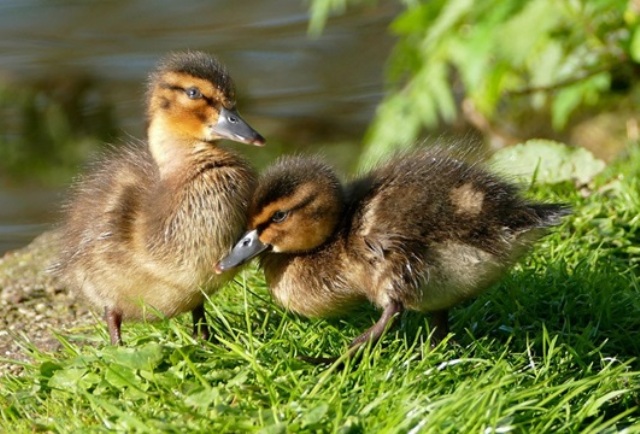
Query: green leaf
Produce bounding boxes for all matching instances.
[529,41,564,110]
[301,403,330,427]
[39,361,62,379]
[184,387,222,409]
[100,342,164,371]
[426,63,457,122]
[48,368,88,392]
[473,61,512,116]
[308,0,344,36]
[551,73,609,130]
[104,363,139,389]
[551,85,586,131]
[361,93,422,164]
[421,0,473,49]
[488,139,606,184]
[498,0,560,66]
[227,369,250,387]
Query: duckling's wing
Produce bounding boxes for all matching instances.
[349,150,569,259]
[58,143,156,267]
[348,151,464,249]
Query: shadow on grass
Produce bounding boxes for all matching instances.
[246,251,640,368]
[449,256,640,366]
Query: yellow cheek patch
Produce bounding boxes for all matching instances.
[172,111,209,138]
[258,216,321,253]
[291,216,325,251]
[450,183,484,216]
[259,225,283,247]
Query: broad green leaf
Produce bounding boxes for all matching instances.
[301,403,330,427]
[48,368,88,392]
[184,387,222,409]
[100,342,164,371]
[48,368,102,392]
[104,363,140,389]
[489,139,606,184]
[121,385,149,401]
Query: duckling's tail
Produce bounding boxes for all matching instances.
[529,203,572,227]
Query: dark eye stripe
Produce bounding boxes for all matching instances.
[160,83,218,107]
[254,193,318,234]
[290,193,317,212]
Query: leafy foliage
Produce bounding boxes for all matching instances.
[489,139,606,185]
[310,0,636,162]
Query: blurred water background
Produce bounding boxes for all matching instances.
[0,0,399,254]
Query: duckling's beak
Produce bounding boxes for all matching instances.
[210,107,266,146]
[215,229,269,273]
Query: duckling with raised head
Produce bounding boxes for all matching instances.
[56,51,265,345]
[216,148,569,362]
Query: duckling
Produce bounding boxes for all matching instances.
[55,51,265,345]
[216,148,569,362]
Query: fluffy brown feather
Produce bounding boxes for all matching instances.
[54,51,264,344]
[218,146,569,362]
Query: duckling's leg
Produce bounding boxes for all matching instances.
[429,309,449,347]
[300,300,403,365]
[349,300,403,349]
[191,303,212,341]
[105,307,123,345]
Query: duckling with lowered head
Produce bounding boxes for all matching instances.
[56,51,265,345]
[216,148,569,362]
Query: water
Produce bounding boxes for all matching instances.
[0,187,63,254]
[0,0,397,254]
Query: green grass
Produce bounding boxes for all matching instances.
[2,148,640,433]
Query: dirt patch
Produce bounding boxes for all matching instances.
[0,230,95,377]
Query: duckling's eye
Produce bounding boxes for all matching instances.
[226,114,238,123]
[185,87,202,100]
[271,211,288,223]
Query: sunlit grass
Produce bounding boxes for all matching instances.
[1,149,640,433]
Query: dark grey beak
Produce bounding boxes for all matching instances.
[211,107,266,146]
[215,230,269,274]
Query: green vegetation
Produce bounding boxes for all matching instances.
[0,76,117,185]
[1,146,639,432]
[311,0,639,163]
